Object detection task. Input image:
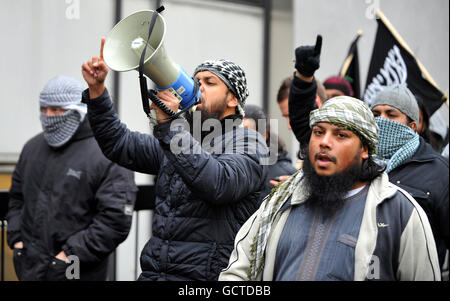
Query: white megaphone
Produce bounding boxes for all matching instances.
[103,9,200,110]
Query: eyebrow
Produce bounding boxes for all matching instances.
[197,75,218,82]
[314,124,350,132]
[372,107,401,114]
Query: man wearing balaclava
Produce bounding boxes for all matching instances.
[6,75,137,281]
[81,40,268,281]
[370,84,449,276]
[220,96,440,281]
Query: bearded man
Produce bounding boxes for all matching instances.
[219,96,440,281]
[81,39,268,280]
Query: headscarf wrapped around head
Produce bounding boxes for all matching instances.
[309,96,379,155]
[39,75,86,148]
[194,59,249,117]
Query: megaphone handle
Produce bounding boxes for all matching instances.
[139,76,151,116]
[148,89,177,117]
[138,6,166,118]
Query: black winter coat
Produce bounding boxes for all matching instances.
[82,89,268,281]
[6,119,137,281]
[389,137,449,266]
[261,150,297,199]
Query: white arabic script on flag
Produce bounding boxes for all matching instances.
[364,45,408,105]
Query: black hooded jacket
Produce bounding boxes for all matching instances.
[7,118,137,280]
[82,89,268,281]
[389,137,449,266]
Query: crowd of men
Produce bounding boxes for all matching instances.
[6,33,448,281]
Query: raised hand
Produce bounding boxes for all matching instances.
[294,34,322,78]
[82,37,109,98]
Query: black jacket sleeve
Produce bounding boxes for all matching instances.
[82,89,164,175]
[62,162,137,263]
[288,74,318,157]
[153,121,268,205]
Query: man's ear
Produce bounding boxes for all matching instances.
[409,121,418,132]
[227,93,239,108]
[361,144,369,160]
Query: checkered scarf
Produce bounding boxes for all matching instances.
[40,110,82,148]
[309,96,379,155]
[248,170,304,280]
[375,117,420,173]
[39,75,85,148]
[194,59,249,116]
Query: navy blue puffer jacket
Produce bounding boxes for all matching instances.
[82,89,268,280]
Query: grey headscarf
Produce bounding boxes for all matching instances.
[39,75,86,148]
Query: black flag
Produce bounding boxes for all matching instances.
[340,31,362,100]
[363,11,446,116]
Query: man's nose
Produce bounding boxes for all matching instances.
[200,82,205,94]
[319,132,332,149]
[378,113,389,120]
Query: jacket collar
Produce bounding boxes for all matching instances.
[402,137,439,164]
[70,118,94,142]
[196,114,242,142]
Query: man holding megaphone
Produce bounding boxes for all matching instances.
[81,38,268,281]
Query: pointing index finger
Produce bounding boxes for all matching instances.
[314,35,322,56]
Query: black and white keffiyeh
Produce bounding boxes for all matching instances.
[194,59,249,116]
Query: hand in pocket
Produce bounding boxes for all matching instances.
[46,258,70,281]
[13,247,26,280]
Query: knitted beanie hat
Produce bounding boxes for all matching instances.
[323,75,354,97]
[369,84,420,123]
[194,59,249,116]
[310,96,379,154]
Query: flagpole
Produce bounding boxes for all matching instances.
[340,30,363,77]
[376,9,442,93]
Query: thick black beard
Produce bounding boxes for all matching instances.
[185,107,222,140]
[186,96,227,140]
[302,150,364,217]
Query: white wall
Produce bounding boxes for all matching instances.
[267,7,297,163]
[0,0,114,154]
